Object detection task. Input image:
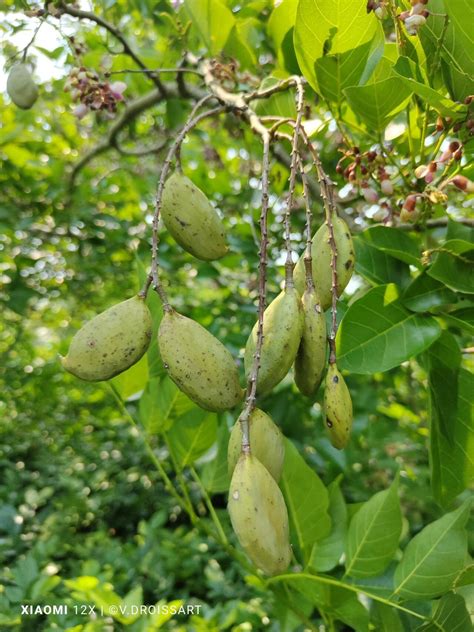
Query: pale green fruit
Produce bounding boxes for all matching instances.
[245,287,304,395]
[158,309,243,412]
[228,408,285,482]
[162,172,228,260]
[7,64,38,110]
[324,363,353,449]
[294,214,355,309]
[228,454,291,576]
[61,296,152,381]
[294,287,327,397]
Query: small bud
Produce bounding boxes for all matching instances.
[381,179,394,195]
[405,14,426,35]
[361,182,379,203]
[424,172,434,184]
[399,10,410,21]
[73,103,89,120]
[415,165,429,178]
[464,95,473,105]
[449,140,460,152]
[450,175,474,193]
[435,116,444,132]
[454,148,463,161]
[403,194,419,212]
[453,122,462,132]
[374,5,388,19]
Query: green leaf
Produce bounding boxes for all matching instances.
[280,439,331,563]
[345,77,412,131]
[443,308,474,336]
[253,77,297,118]
[427,240,474,294]
[111,353,148,401]
[273,575,370,632]
[166,408,217,468]
[224,19,258,69]
[337,284,442,374]
[402,273,457,313]
[443,0,474,78]
[268,0,300,74]
[345,477,402,578]
[358,227,421,267]
[370,602,404,632]
[425,332,461,443]
[393,57,467,119]
[184,0,235,55]
[393,500,472,600]
[12,556,39,591]
[200,420,230,493]
[354,236,411,287]
[416,592,472,632]
[308,479,347,572]
[294,0,382,101]
[139,376,195,434]
[430,368,474,507]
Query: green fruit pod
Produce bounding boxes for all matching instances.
[244,287,304,395]
[227,408,285,482]
[228,454,292,576]
[294,287,327,397]
[61,296,152,381]
[158,309,243,412]
[7,64,39,110]
[161,172,228,261]
[294,214,355,309]
[324,363,353,449]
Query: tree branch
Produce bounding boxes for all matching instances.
[60,3,167,96]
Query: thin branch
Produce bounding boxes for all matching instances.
[107,67,204,77]
[299,127,339,363]
[150,97,224,306]
[298,156,315,291]
[60,3,167,96]
[239,132,271,454]
[281,78,305,288]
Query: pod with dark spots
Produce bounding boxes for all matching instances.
[294,287,327,397]
[294,213,355,309]
[161,172,228,260]
[324,363,353,449]
[227,408,285,482]
[244,287,304,395]
[61,296,152,381]
[7,64,39,110]
[158,309,243,412]
[228,454,291,576]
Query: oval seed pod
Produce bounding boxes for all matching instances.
[244,287,304,395]
[294,287,327,397]
[324,363,353,449]
[228,454,292,576]
[294,214,355,309]
[161,172,228,261]
[61,296,152,381]
[158,309,243,412]
[227,408,285,482]
[7,64,38,110]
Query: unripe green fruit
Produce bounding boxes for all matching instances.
[158,309,243,412]
[7,64,38,110]
[294,214,355,309]
[162,173,228,260]
[294,287,327,397]
[324,363,353,449]
[61,296,152,381]
[228,408,285,482]
[245,287,304,395]
[228,454,291,575]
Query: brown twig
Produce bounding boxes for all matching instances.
[299,128,339,363]
[298,156,315,291]
[239,132,271,454]
[60,3,167,96]
[150,97,224,307]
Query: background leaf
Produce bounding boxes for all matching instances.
[345,477,402,578]
[337,284,441,374]
[393,500,471,601]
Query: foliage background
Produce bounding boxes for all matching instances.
[0,0,473,630]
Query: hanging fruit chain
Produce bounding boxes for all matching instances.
[61,60,355,579]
